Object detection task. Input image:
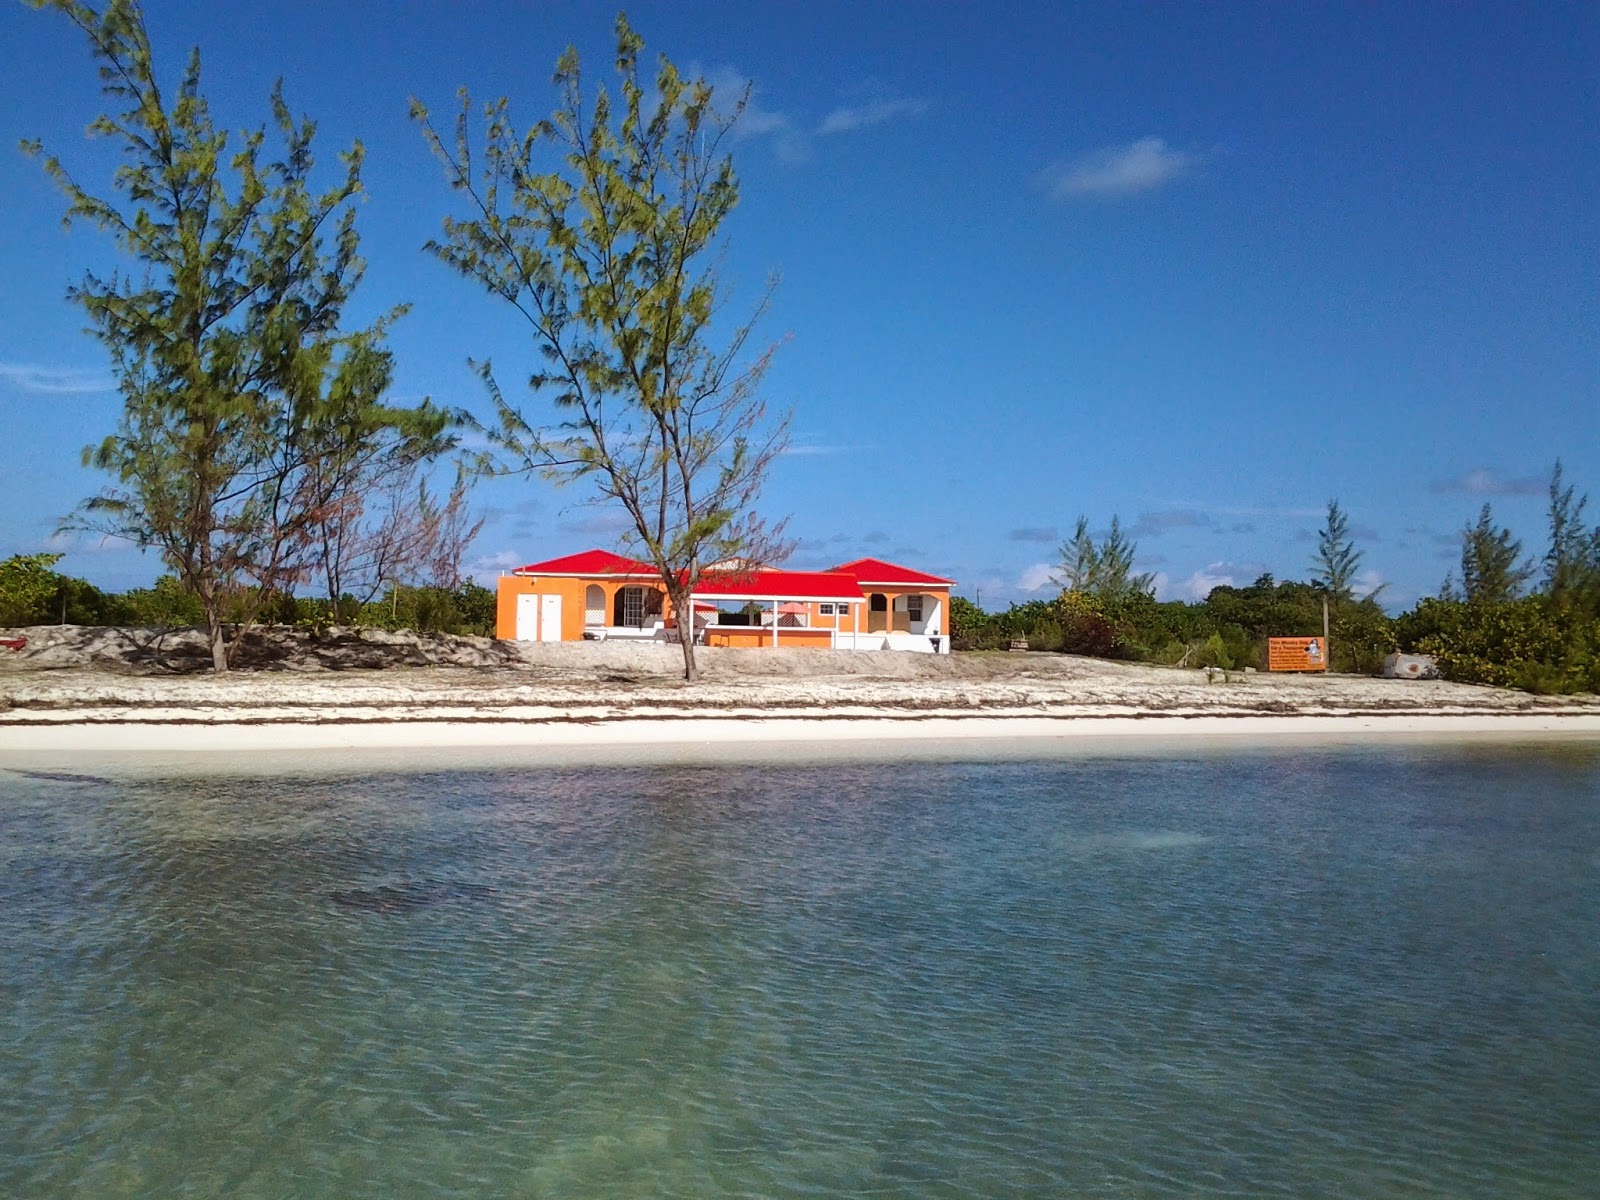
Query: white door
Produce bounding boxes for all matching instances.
[516,594,541,641]
[539,593,562,642]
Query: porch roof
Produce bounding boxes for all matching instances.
[690,569,864,604]
[512,547,949,597]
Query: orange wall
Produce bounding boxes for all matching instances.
[495,574,667,640]
[852,587,951,633]
[697,589,949,638]
[704,626,834,649]
[496,573,951,643]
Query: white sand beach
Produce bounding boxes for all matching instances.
[3,624,1599,768]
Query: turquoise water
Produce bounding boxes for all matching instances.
[3,744,1599,1197]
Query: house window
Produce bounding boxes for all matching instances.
[906,594,924,622]
[819,603,835,615]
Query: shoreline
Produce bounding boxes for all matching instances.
[7,630,1600,769]
[5,712,1600,774]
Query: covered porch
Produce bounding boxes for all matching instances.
[685,570,866,650]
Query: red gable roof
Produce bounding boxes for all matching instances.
[513,549,946,596]
[513,549,654,577]
[691,569,864,602]
[831,557,954,587]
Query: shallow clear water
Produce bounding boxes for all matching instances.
[3,744,1599,1198]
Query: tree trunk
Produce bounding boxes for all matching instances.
[204,602,229,674]
[678,624,698,682]
[664,579,699,682]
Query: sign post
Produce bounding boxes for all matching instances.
[1323,596,1331,671]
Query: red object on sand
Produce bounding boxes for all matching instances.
[0,637,26,651]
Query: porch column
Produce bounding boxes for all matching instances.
[772,599,779,647]
[852,600,859,650]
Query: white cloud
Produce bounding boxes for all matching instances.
[0,363,114,395]
[1353,569,1386,600]
[818,96,928,135]
[1043,137,1194,199]
[1158,561,1242,602]
[738,104,791,139]
[780,442,865,457]
[1017,562,1057,593]
[703,67,790,139]
[1430,468,1546,497]
[466,548,523,586]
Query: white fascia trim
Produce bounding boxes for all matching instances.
[694,594,866,605]
[511,571,658,580]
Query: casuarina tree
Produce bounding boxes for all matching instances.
[1459,502,1533,604]
[416,14,790,682]
[1311,499,1364,602]
[1543,460,1599,610]
[1053,515,1154,600]
[26,0,456,671]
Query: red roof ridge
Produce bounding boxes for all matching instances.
[830,557,955,587]
[512,548,655,576]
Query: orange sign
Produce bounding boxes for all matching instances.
[1268,636,1328,672]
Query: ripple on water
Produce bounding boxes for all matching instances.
[2,748,1599,1197]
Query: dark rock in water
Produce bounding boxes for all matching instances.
[10,769,113,786]
[328,880,499,915]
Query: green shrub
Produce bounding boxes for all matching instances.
[1053,590,1133,658]
[452,580,496,634]
[1027,619,1065,652]
[0,553,66,625]
[120,575,207,626]
[1396,596,1600,694]
[948,596,992,650]
[1193,632,1232,669]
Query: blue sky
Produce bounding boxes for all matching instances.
[2,1,1595,610]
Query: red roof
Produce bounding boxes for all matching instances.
[513,549,655,577]
[831,557,954,587]
[512,548,948,595]
[690,569,864,602]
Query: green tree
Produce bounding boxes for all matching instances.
[1311,499,1364,602]
[1054,518,1099,592]
[948,595,997,650]
[1459,502,1532,604]
[1543,460,1598,609]
[416,15,789,682]
[1398,595,1600,695]
[1203,573,1392,673]
[0,554,67,626]
[1053,515,1154,600]
[26,0,452,671]
[120,574,207,626]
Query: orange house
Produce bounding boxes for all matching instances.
[495,550,954,653]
